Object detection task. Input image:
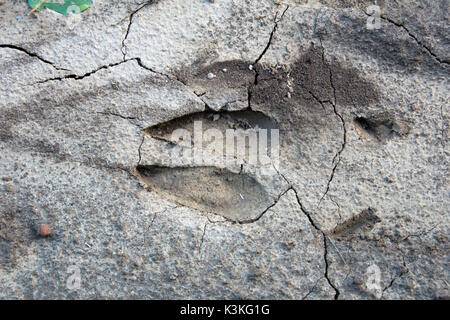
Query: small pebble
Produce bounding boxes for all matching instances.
[248,65,253,70]
[37,224,51,237]
[5,184,16,192]
[207,72,216,79]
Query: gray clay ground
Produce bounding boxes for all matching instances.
[0,0,449,299]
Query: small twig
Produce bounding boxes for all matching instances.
[326,235,347,266]
[28,0,46,15]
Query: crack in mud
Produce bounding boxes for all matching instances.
[31,59,136,84]
[121,1,159,60]
[381,255,409,297]
[290,187,340,299]
[318,41,347,204]
[0,44,69,71]
[28,57,174,86]
[360,10,449,66]
[252,5,289,87]
[254,5,289,65]
[379,15,449,66]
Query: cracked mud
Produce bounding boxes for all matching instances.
[0,0,448,300]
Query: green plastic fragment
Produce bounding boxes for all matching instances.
[28,0,93,16]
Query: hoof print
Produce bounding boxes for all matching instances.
[136,165,273,222]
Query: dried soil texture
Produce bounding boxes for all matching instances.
[0,0,448,299]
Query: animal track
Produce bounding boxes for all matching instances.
[136,165,274,222]
[330,207,381,238]
[145,109,279,160]
[354,116,410,142]
[138,45,389,222]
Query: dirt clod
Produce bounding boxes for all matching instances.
[37,224,51,237]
